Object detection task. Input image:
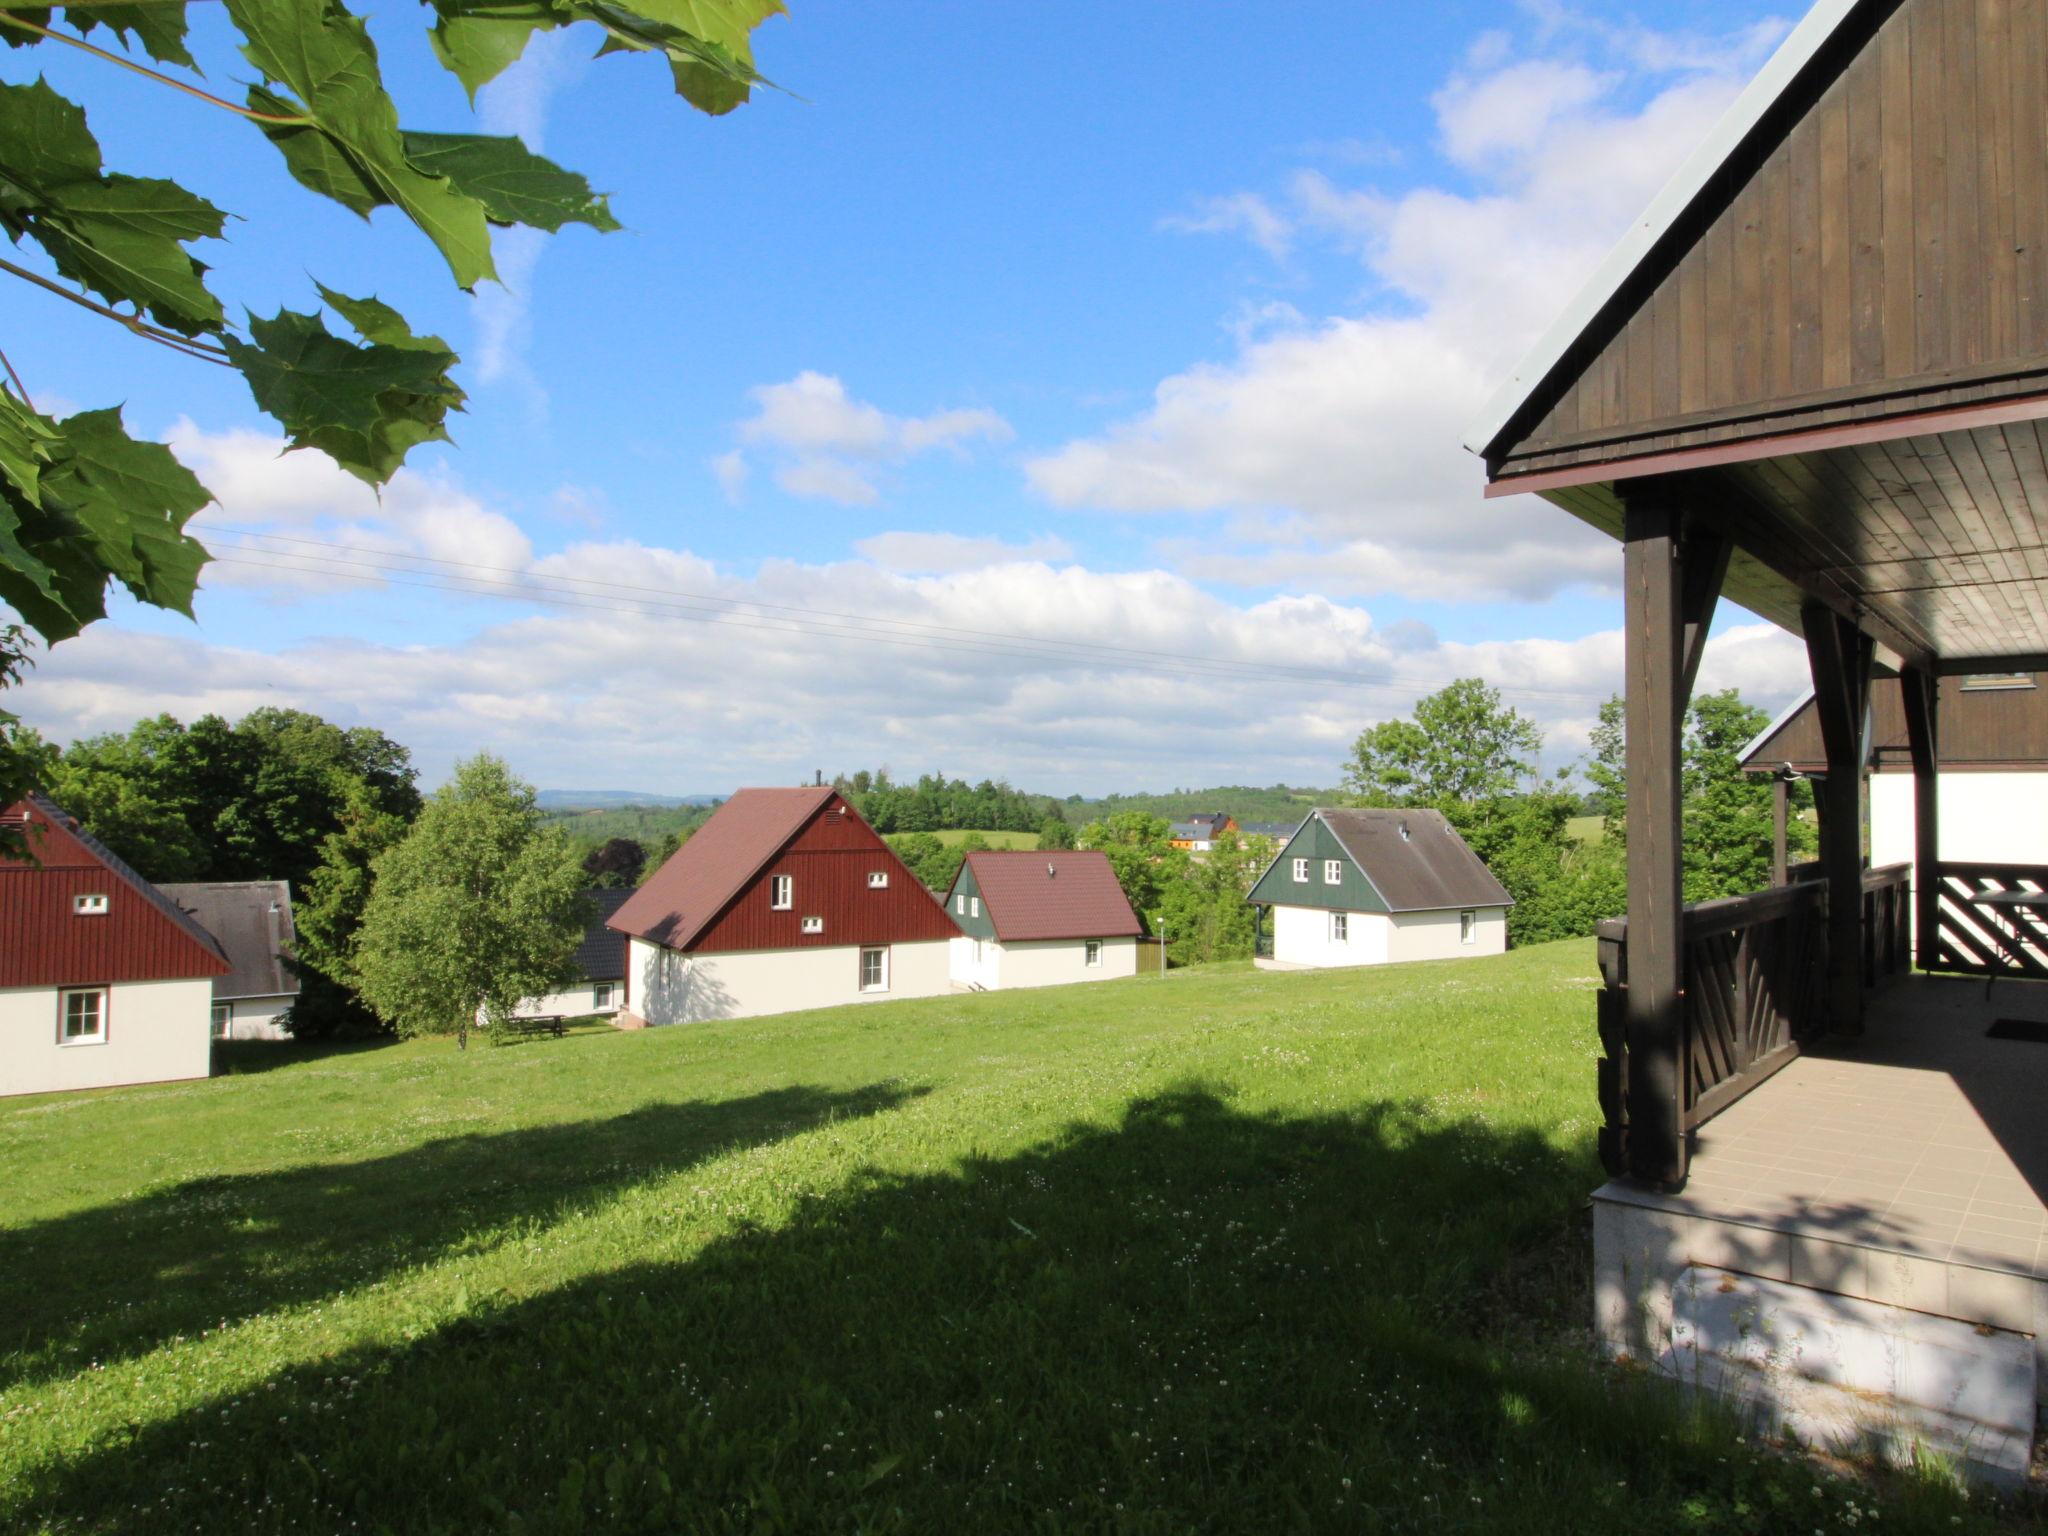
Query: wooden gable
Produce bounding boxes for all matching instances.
[1489,0,2048,484]
[1245,817,1390,915]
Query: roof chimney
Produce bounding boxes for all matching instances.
[1047,861,1057,878]
[1399,822,1411,841]
[815,769,823,787]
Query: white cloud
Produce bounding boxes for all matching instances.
[1030,16,1782,604]
[13,509,1815,795]
[1160,192,1295,261]
[169,422,533,596]
[855,531,1074,573]
[729,372,1013,505]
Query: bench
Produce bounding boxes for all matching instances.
[501,1014,566,1040]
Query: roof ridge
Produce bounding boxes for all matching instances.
[608,785,839,950]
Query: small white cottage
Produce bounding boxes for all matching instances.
[943,850,1144,990]
[1248,808,1511,969]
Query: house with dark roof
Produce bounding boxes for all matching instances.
[942,850,1145,990]
[1168,813,1236,853]
[160,881,299,1041]
[511,887,632,1020]
[1237,819,1306,845]
[607,787,960,1025]
[1,795,229,1096]
[1246,809,1512,970]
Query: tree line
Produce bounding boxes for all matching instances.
[833,769,1063,835]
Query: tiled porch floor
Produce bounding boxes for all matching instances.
[1658,974,2048,1279]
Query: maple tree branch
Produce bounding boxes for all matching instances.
[0,12,312,126]
[0,345,33,412]
[0,257,233,365]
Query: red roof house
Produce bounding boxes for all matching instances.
[942,849,1146,990]
[608,787,961,1024]
[1,795,228,1096]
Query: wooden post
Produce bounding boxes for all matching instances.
[1901,666,1940,970]
[1772,776,1789,886]
[1621,491,1719,1189]
[1803,603,1875,1035]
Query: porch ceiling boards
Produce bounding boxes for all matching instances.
[1534,412,2048,671]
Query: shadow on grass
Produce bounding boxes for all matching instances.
[210,1035,402,1076]
[0,1082,923,1391]
[6,1086,1998,1534]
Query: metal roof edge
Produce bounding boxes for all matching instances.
[1462,0,1867,461]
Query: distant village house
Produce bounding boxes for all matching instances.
[944,850,1144,990]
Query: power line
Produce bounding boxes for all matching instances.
[193,527,1617,709]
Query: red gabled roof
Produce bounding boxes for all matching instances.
[958,850,1143,942]
[609,787,833,950]
[0,795,231,988]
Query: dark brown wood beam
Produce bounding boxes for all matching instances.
[1622,490,1690,1188]
[1679,525,1734,704]
[1773,776,1789,887]
[1932,653,2048,676]
[1900,667,1941,970]
[1804,601,1875,1035]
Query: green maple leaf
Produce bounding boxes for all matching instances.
[226,307,464,485]
[225,0,495,289]
[62,4,197,69]
[402,133,620,232]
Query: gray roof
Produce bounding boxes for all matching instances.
[1317,809,1514,912]
[31,793,230,968]
[1239,819,1304,840]
[574,888,632,980]
[159,880,295,1000]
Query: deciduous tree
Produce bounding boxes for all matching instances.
[1344,679,1542,806]
[353,755,587,1047]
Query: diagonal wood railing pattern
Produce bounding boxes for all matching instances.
[1595,863,1911,1179]
[1930,863,2048,981]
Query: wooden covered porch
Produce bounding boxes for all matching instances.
[1464,0,2048,1479]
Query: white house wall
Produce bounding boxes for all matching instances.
[1386,906,1509,962]
[512,981,625,1022]
[1272,904,1391,968]
[219,994,295,1042]
[1,977,213,1097]
[1870,772,2048,871]
[951,935,1137,990]
[630,938,951,1025]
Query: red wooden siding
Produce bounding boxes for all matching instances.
[688,799,961,954]
[0,802,229,988]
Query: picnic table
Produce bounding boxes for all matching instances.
[1970,889,2048,997]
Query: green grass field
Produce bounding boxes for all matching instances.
[1565,814,1606,844]
[0,948,2013,1533]
[926,828,1038,848]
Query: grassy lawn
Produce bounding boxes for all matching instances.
[1565,814,1606,845]
[0,945,2018,1533]
[927,828,1039,848]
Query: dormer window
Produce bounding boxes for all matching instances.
[769,875,793,910]
[868,871,889,889]
[1323,860,1342,886]
[73,893,108,916]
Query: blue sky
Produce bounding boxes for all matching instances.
[5,0,1812,795]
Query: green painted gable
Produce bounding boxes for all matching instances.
[943,860,997,938]
[1246,816,1389,914]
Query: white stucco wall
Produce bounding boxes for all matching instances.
[1870,772,2048,871]
[630,938,952,1025]
[1386,906,1510,962]
[1272,903,1507,968]
[950,935,1137,990]
[511,980,624,1021]
[217,994,294,1042]
[2,977,213,1097]
[1272,904,1391,968]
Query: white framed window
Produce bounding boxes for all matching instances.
[1460,910,1477,946]
[1324,859,1343,886]
[1085,939,1103,967]
[59,987,107,1045]
[1330,912,1349,943]
[593,981,615,1010]
[769,875,793,910]
[956,893,967,914]
[970,897,980,918]
[801,915,824,935]
[72,893,108,916]
[859,946,888,992]
[1291,858,1308,883]
[867,871,889,889]
[1961,672,2036,691]
[210,1002,231,1038]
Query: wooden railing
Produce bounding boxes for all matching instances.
[1594,863,1912,1177]
[1930,863,2048,980]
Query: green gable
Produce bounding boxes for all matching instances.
[1246,816,1389,914]
[943,859,997,938]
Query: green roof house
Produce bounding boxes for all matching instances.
[1247,809,1512,970]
